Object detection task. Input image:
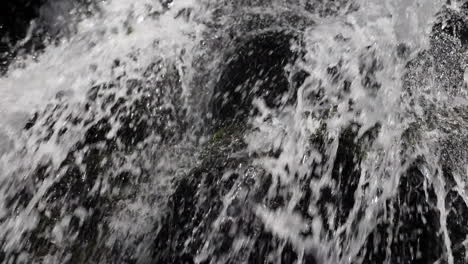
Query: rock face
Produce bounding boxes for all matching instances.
[0,0,98,74]
[1,0,44,73]
[151,6,468,264]
[0,60,186,263]
[153,30,312,263]
[210,30,305,124]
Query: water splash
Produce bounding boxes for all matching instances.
[1,0,467,263]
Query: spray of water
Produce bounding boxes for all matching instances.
[1,0,468,263]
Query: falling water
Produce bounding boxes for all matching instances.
[1,0,467,263]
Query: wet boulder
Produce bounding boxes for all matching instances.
[361,6,468,264]
[0,0,100,75]
[210,30,306,124]
[0,60,185,263]
[153,7,468,263]
[1,0,45,73]
[152,30,317,263]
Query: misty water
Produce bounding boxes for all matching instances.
[1,0,468,263]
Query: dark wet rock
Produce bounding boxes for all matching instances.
[360,164,468,264]
[391,7,468,263]
[0,0,44,42]
[152,8,468,264]
[444,169,468,262]
[211,30,306,125]
[396,43,411,60]
[0,0,101,75]
[329,124,380,228]
[151,120,383,263]
[0,61,185,263]
[153,30,317,263]
[360,164,444,264]
[0,0,45,73]
[151,122,323,264]
[153,121,464,263]
[359,48,383,93]
[151,9,468,262]
[404,6,468,179]
[304,0,359,17]
[402,5,468,173]
[433,5,468,48]
[404,5,468,99]
[152,125,248,263]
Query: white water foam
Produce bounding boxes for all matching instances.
[2,0,467,263]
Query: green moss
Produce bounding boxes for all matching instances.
[210,123,244,143]
[212,127,227,142]
[126,26,134,35]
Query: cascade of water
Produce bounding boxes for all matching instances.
[1,0,467,263]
